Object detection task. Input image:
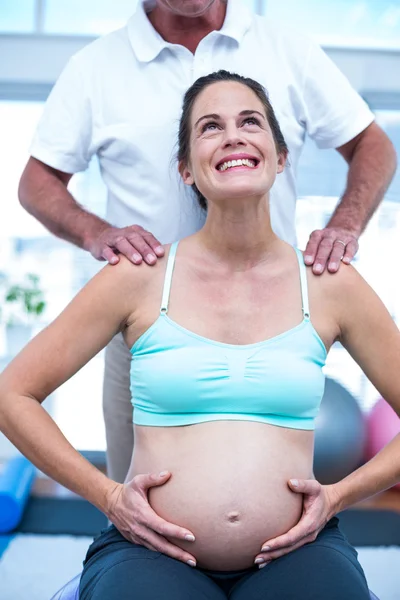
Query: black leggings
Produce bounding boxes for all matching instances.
[79,517,370,599]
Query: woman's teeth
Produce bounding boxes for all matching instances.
[218,158,257,171]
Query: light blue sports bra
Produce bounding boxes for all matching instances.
[130,241,327,430]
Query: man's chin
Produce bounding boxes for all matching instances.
[160,0,217,18]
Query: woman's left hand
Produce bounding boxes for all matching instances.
[254,479,341,568]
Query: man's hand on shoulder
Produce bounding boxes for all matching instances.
[303,227,359,275]
[86,224,165,266]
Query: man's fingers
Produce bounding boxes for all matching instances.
[112,237,143,264]
[325,239,347,272]
[305,229,359,273]
[126,233,160,264]
[140,230,165,257]
[92,226,164,265]
[326,238,358,271]
[304,230,323,265]
[101,246,120,265]
[341,238,358,265]
[312,237,336,274]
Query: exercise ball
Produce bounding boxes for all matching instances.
[313,378,367,485]
[365,397,400,491]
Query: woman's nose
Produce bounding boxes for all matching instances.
[222,127,246,148]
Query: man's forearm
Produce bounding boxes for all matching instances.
[327,124,397,237]
[19,158,111,251]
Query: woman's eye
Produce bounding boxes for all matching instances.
[203,122,219,132]
[243,117,260,126]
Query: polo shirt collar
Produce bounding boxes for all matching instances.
[127,0,253,63]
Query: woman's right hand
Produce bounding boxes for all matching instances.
[106,471,197,567]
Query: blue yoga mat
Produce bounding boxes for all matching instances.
[0,455,36,533]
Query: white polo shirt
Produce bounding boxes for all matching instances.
[30,0,374,245]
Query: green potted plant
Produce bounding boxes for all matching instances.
[2,273,47,356]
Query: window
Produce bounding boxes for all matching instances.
[0,101,45,240]
[0,0,35,33]
[44,0,138,35]
[260,0,400,48]
[297,106,400,203]
[297,142,347,200]
[374,109,400,204]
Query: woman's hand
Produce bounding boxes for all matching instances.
[106,470,197,567]
[254,479,341,568]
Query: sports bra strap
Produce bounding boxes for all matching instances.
[160,241,179,314]
[160,243,310,319]
[294,247,310,320]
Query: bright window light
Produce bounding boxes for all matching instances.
[44,0,138,35]
[261,0,400,48]
[0,0,35,33]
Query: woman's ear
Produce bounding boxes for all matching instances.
[179,160,195,186]
[276,151,287,174]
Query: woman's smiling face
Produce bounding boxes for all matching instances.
[180,81,286,205]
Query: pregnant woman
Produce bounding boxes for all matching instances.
[1,71,399,599]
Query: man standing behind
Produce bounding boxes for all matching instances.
[19,0,396,487]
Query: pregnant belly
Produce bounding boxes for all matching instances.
[132,421,314,571]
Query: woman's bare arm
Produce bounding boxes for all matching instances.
[0,256,141,514]
[328,263,400,510]
[252,264,400,564]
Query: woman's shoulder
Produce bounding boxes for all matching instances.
[304,255,376,319]
[103,246,171,287]
[306,258,364,292]
[87,246,172,309]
